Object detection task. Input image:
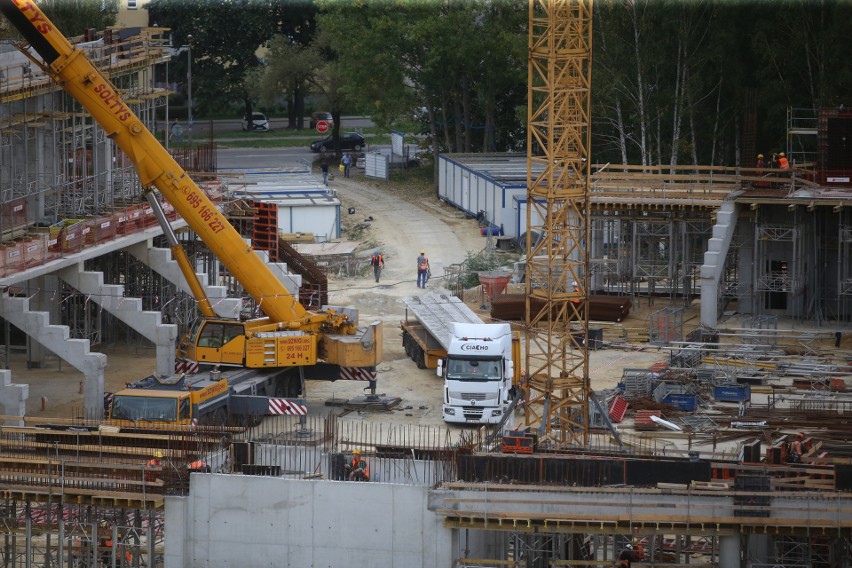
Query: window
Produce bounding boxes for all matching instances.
[127,0,137,9]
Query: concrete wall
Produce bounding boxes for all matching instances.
[165,475,452,568]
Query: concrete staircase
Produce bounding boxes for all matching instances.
[0,291,107,418]
[128,241,243,319]
[700,200,739,328]
[127,241,303,319]
[58,265,178,377]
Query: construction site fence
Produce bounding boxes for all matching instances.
[0,178,223,280]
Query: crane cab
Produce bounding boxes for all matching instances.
[179,318,320,369]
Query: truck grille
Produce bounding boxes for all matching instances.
[463,409,484,420]
[457,392,488,401]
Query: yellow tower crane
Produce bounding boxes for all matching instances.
[524,0,593,446]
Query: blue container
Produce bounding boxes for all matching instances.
[714,384,751,402]
[663,393,698,412]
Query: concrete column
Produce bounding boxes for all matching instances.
[591,220,605,291]
[747,534,771,565]
[0,370,27,425]
[719,534,741,567]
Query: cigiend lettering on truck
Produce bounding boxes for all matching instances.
[17,1,53,34]
[461,344,491,352]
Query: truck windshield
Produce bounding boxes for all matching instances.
[110,396,178,422]
[446,357,502,381]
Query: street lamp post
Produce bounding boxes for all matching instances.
[187,34,193,144]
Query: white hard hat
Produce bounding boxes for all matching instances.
[572,281,578,287]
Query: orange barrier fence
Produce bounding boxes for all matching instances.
[0,184,222,279]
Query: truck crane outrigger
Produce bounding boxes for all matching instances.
[0,0,388,421]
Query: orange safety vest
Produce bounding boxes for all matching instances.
[418,257,429,271]
[778,156,790,169]
[349,457,370,480]
[371,254,383,266]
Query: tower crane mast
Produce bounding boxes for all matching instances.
[524,0,593,446]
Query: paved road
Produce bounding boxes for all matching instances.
[217,147,316,170]
[192,115,374,137]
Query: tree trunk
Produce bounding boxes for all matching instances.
[615,99,628,165]
[630,1,649,165]
[462,82,471,153]
[453,97,463,153]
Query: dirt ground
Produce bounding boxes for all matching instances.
[10,165,850,438]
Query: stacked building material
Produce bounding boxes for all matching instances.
[490,293,631,322]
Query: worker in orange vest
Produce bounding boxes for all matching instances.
[789,432,805,463]
[145,450,163,482]
[773,152,790,170]
[188,459,210,473]
[370,250,384,283]
[345,448,370,481]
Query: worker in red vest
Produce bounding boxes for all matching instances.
[773,152,790,170]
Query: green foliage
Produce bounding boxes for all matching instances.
[146,0,317,118]
[39,0,118,37]
[460,251,503,289]
[316,0,526,153]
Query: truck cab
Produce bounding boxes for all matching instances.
[107,373,230,426]
[439,323,517,425]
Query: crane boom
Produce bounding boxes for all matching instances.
[0,0,306,325]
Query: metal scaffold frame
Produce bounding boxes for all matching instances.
[524,0,593,446]
[839,208,852,321]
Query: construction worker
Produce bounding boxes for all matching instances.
[416,250,430,288]
[615,548,633,567]
[345,448,370,481]
[777,152,790,170]
[145,450,163,482]
[370,250,384,283]
[755,154,769,187]
[98,520,112,567]
[789,432,805,463]
[188,459,210,473]
[571,281,581,304]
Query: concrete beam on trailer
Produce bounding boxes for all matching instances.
[402,292,484,351]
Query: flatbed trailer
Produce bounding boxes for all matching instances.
[401,293,483,369]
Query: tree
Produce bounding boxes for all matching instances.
[38,0,119,38]
[317,0,525,164]
[146,0,317,118]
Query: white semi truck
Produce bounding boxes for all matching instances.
[401,294,521,424]
[439,322,520,424]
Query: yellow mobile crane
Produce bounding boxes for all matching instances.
[0,0,389,423]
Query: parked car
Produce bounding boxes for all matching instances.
[309,111,334,129]
[310,132,366,152]
[242,112,270,131]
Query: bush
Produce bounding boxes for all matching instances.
[460,251,503,289]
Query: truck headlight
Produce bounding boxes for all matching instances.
[492,409,502,416]
[445,407,455,415]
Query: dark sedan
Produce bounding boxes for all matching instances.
[310,132,366,153]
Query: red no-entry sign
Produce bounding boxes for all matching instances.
[316,120,330,133]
